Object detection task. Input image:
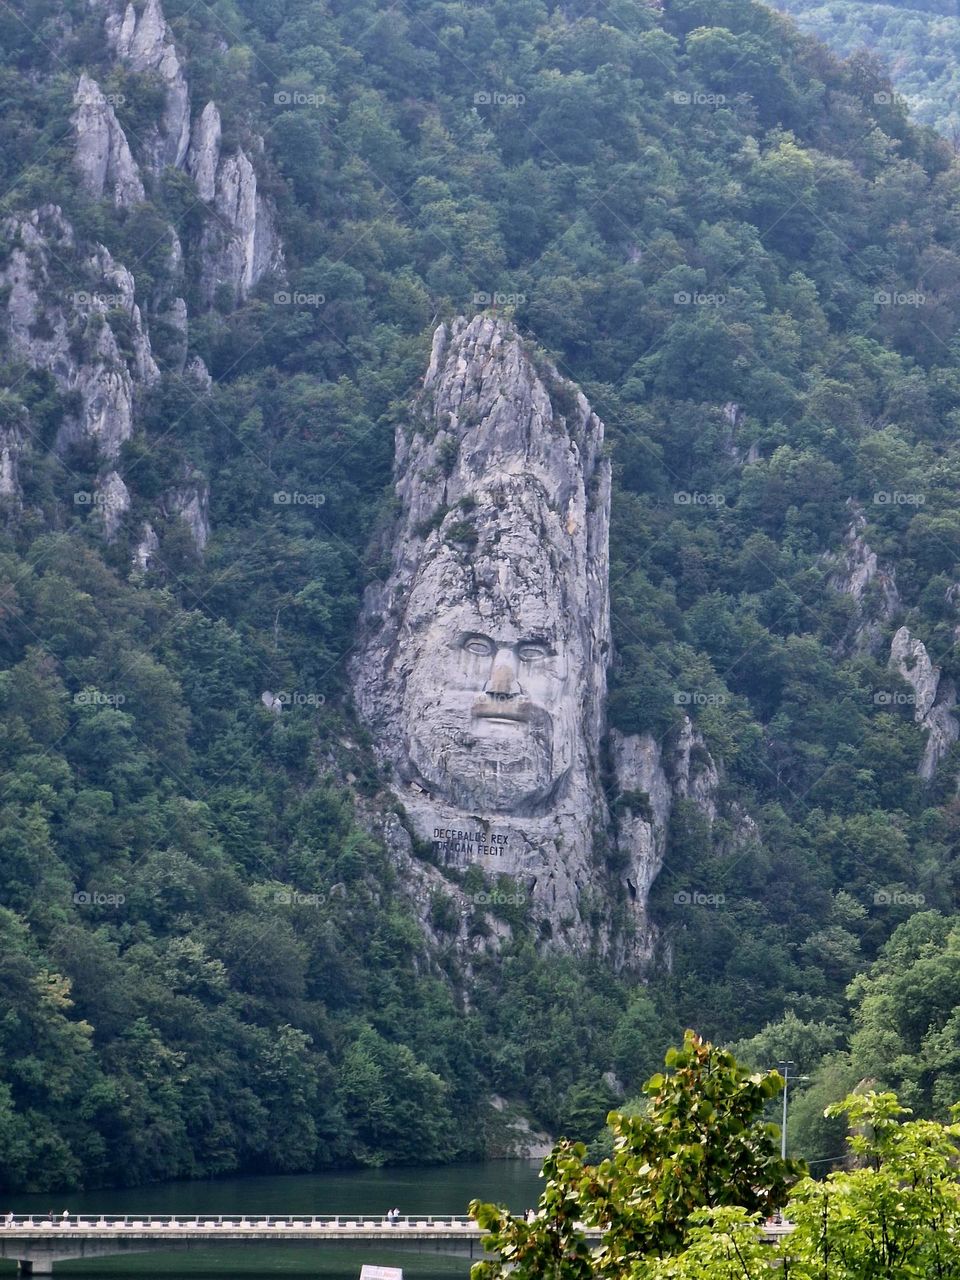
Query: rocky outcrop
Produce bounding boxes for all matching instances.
[187,101,221,202]
[184,354,212,387]
[186,102,283,303]
[106,0,190,171]
[98,470,130,539]
[0,425,23,503]
[93,0,282,307]
[72,74,144,207]
[353,315,619,954]
[0,207,158,464]
[610,718,720,918]
[825,509,900,653]
[485,1095,554,1159]
[889,625,958,779]
[721,401,758,463]
[132,521,159,572]
[167,473,210,550]
[197,147,283,304]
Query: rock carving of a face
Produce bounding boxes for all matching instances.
[355,315,610,833]
[402,592,577,813]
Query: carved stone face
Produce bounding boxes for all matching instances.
[401,593,578,814]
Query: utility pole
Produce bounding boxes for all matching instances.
[777,1060,809,1160]
[778,1061,793,1160]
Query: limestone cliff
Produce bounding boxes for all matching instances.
[91,0,283,305]
[192,115,284,305]
[0,206,159,473]
[72,74,144,208]
[889,625,958,779]
[825,507,900,654]
[610,718,720,929]
[353,315,621,953]
[105,0,191,172]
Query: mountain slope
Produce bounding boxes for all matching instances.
[767,0,960,138]
[3,0,960,1188]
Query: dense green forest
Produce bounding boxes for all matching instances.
[5,0,960,1189]
[769,0,960,138]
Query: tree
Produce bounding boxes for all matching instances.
[788,1092,960,1279]
[470,1032,802,1278]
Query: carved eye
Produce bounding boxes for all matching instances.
[463,636,494,657]
[517,642,549,662]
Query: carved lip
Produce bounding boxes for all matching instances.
[471,698,533,724]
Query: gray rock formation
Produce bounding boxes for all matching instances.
[72,74,144,207]
[187,101,221,202]
[889,625,958,779]
[0,425,23,503]
[353,315,616,951]
[184,354,212,388]
[158,295,189,372]
[167,473,210,550]
[0,208,158,464]
[98,470,131,539]
[197,147,283,304]
[107,0,190,171]
[132,521,159,573]
[610,718,720,918]
[825,509,900,653]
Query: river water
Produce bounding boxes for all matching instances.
[3,1162,544,1280]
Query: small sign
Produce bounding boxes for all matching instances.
[360,1268,403,1280]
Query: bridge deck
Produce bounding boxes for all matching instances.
[1,1216,490,1238]
[0,1215,794,1272]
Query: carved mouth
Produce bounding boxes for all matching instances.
[472,699,533,724]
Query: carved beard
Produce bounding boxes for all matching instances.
[405,702,565,813]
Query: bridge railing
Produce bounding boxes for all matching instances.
[0,1216,481,1230]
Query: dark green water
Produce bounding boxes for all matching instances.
[3,1163,543,1280]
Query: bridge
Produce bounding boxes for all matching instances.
[0,1214,794,1273]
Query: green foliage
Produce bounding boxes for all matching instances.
[470,1033,801,1277]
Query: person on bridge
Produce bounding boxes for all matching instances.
[61,1210,70,1222]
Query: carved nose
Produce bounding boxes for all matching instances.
[486,659,519,700]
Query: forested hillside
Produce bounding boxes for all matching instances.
[769,0,960,138]
[5,0,960,1189]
